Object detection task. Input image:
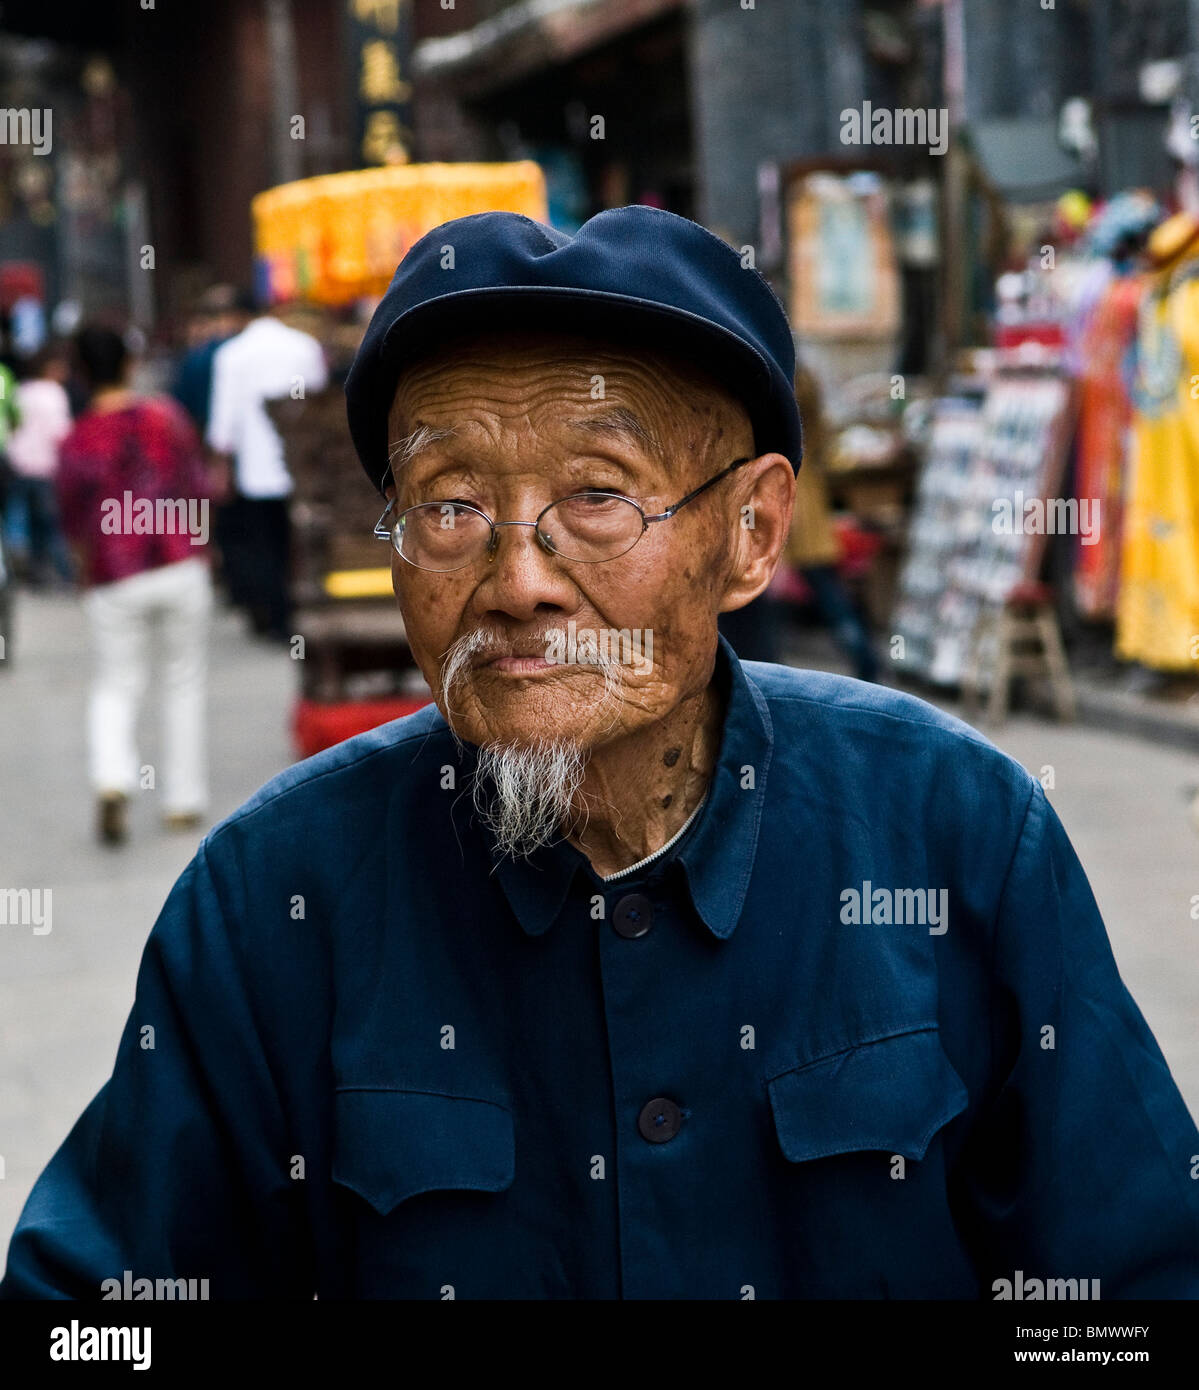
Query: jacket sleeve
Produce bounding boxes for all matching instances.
[959,781,1199,1296]
[0,840,311,1299]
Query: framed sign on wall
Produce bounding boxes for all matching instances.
[785,166,902,340]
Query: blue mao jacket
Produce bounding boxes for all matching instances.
[4,636,1198,1299]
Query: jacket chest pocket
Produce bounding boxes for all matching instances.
[767,1025,969,1165]
[332,1087,516,1216]
[763,1026,976,1296]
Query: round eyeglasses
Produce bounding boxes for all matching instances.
[374,456,750,573]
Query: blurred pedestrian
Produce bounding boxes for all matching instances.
[0,338,20,535]
[783,364,879,682]
[171,284,252,436]
[206,296,328,641]
[1072,193,1159,621]
[56,326,215,846]
[2,345,75,587]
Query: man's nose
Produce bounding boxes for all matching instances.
[477,520,576,622]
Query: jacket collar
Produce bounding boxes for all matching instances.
[483,633,774,941]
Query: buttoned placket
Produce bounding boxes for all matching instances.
[594,856,706,1297]
[486,635,775,1297]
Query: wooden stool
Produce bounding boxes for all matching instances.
[961,581,1076,725]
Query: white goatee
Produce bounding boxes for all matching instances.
[436,623,631,860]
[473,738,588,861]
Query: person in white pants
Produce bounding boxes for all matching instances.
[84,555,213,824]
[56,326,217,845]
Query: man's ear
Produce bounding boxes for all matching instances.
[717,453,796,615]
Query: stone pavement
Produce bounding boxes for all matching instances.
[1,594,1197,1255]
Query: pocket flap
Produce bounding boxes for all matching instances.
[767,1027,968,1164]
[333,1088,515,1215]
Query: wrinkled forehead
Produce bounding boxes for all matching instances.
[386,326,750,453]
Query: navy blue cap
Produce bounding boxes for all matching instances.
[344,205,802,494]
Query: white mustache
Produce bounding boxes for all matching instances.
[438,624,627,733]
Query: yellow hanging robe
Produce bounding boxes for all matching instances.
[1116,256,1199,671]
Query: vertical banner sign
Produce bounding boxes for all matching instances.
[346,0,413,166]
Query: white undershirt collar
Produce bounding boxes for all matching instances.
[599,792,709,883]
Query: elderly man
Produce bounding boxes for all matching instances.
[3,208,1198,1300]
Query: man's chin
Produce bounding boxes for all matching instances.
[442,677,614,751]
[452,713,594,753]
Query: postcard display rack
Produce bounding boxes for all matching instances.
[892,369,1074,686]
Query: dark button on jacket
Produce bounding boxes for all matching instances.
[612,893,654,938]
[638,1098,684,1143]
[4,636,1198,1299]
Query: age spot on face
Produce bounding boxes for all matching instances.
[663,747,681,767]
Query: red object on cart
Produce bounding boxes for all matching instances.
[292,695,433,759]
[993,321,1065,351]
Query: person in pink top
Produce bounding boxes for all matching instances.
[3,345,74,585]
[56,326,216,846]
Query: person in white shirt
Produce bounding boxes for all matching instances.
[206,304,328,639]
[4,346,74,586]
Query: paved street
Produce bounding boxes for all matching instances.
[2,594,1198,1251]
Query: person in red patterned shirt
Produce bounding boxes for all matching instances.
[56,327,216,845]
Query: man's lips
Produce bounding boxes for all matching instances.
[480,654,556,674]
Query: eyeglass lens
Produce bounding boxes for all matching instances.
[394,495,645,570]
